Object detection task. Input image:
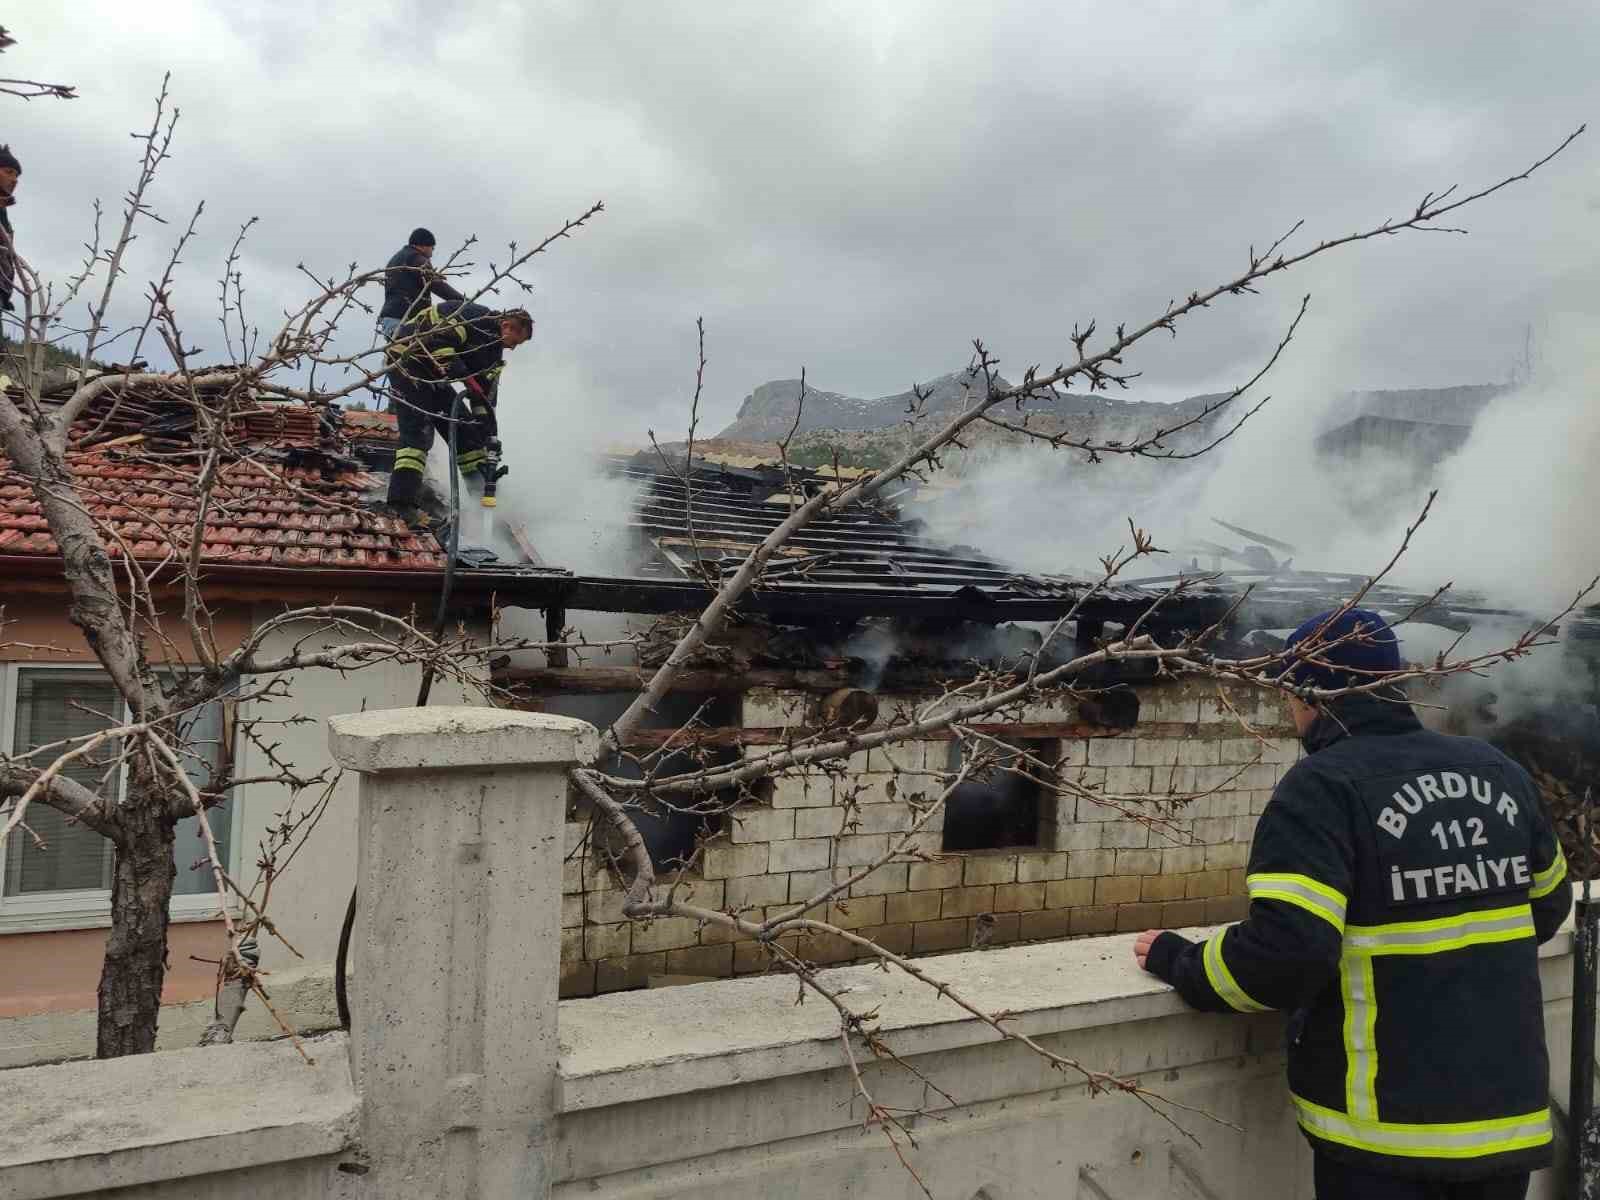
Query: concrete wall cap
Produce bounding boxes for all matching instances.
[0,1033,355,1198]
[328,706,599,773]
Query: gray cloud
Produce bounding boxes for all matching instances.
[10,1,1597,435]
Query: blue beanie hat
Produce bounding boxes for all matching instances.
[1279,607,1401,691]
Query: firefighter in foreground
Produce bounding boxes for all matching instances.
[384,300,532,523]
[1136,608,1569,1200]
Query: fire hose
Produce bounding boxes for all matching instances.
[335,389,472,1030]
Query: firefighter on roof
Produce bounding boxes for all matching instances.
[1136,608,1569,1200]
[384,300,532,521]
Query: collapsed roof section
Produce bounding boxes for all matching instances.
[557,453,1225,627]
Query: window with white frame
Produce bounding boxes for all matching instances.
[0,664,233,930]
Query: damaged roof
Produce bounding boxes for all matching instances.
[554,454,1220,625]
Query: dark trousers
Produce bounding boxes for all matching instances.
[385,371,487,507]
[1314,1153,1530,1200]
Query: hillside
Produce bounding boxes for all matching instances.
[716,369,1228,443]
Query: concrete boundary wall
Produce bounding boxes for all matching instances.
[0,707,1583,1200]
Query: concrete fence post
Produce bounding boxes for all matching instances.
[328,707,599,1199]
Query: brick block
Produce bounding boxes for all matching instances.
[1046,821,1103,851]
[799,929,860,965]
[1205,895,1249,923]
[1067,848,1115,878]
[1115,902,1165,933]
[913,918,969,953]
[850,863,910,897]
[963,854,1018,885]
[1087,737,1135,766]
[794,807,847,839]
[1020,908,1073,941]
[1260,737,1301,765]
[1229,867,1247,894]
[1115,848,1162,876]
[1204,842,1249,871]
[1099,820,1149,850]
[584,889,631,925]
[993,882,1046,913]
[1185,870,1231,899]
[561,927,584,961]
[630,916,702,953]
[1133,739,1181,767]
[767,838,831,873]
[942,885,997,917]
[1104,765,1153,795]
[1141,872,1188,902]
[701,911,760,944]
[730,806,796,844]
[679,879,725,909]
[1162,899,1209,928]
[1175,738,1222,766]
[826,895,887,930]
[666,943,734,977]
[842,773,897,806]
[1238,764,1281,790]
[772,773,837,809]
[1250,789,1274,814]
[901,831,944,855]
[835,834,891,865]
[1215,738,1265,765]
[886,890,943,924]
[559,960,596,998]
[851,802,921,836]
[562,858,583,894]
[980,911,1023,946]
[562,893,583,929]
[1143,692,1200,724]
[908,859,963,890]
[564,821,589,854]
[596,952,666,992]
[1070,905,1117,935]
[1161,844,1207,874]
[789,867,850,901]
[700,840,770,879]
[1016,851,1070,882]
[1192,817,1235,845]
[726,874,791,910]
[1058,739,1089,766]
[733,936,799,975]
[857,923,914,957]
[743,688,807,728]
[1045,877,1095,908]
[1094,875,1141,905]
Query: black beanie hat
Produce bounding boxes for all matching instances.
[0,145,20,175]
[408,227,435,248]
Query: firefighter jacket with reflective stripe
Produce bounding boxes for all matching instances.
[388,301,502,435]
[1145,693,1570,1181]
[379,245,464,322]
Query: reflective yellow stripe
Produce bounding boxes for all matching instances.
[1247,872,1347,934]
[1201,930,1269,1013]
[1340,954,1378,1120]
[456,451,487,470]
[1530,844,1567,900]
[392,447,427,472]
[1292,1095,1551,1159]
[1343,905,1534,957]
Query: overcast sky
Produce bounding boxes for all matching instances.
[11,1,1598,436]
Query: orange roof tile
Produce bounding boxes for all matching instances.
[0,403,444,573]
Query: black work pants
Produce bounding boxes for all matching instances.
[1314,1153,1529,1200]
[385,370,487,507]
